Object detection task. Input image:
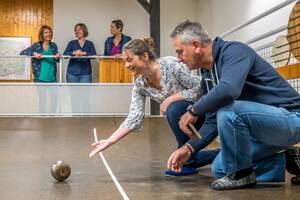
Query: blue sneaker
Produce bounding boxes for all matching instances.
[164,166,199,177]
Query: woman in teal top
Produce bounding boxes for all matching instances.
[20,25,60,82]
[39,48,56,82]
[19,25,61,113]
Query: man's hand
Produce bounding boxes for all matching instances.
[167,145,192,172]
[179,111,198,137]
[89,139,113,158]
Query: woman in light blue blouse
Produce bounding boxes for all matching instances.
[90,38,200,152]
[90,38,218,175]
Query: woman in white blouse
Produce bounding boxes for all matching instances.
[90,38,202,156]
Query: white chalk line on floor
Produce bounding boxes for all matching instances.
[93,128,130,200]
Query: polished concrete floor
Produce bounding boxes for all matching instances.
[0,117,299,200]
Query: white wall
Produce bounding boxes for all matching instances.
[197,0,296,48]
[161,0,199,56]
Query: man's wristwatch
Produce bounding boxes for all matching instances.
[187,104,198,117]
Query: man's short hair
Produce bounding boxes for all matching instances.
[170,20,212,44]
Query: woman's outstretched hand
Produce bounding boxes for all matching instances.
[89,139,112,158]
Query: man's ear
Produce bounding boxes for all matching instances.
[192,40,201,53]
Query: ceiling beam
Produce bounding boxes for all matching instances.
[137,0,161,115]
[149,0,160,57]
[137,0,150,14]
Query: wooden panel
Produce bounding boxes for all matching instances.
[100,59,121,83]
[0,0,53,43]
[123,67,134,83]
[99,58,133,83]
[276,63,300,80]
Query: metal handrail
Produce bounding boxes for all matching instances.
[0,55,120,59]
[220,0,297,38]
[0,55,125,84]
[254,42,274,51]
[246,25,287,45]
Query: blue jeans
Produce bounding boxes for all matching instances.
[212,142,287,182]
[166,100,219,168]
[66,73,92,83]
[214,100,300,177]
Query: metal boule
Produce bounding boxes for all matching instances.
[51,160,71,182]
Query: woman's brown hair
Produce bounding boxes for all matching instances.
[74,23,89,37]
[38,25,53,42]
[123,37,156,60]
[111,20,124,32]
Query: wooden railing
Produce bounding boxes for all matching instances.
[99,58,133,83]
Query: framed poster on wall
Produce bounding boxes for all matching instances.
[0,36,31,80]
